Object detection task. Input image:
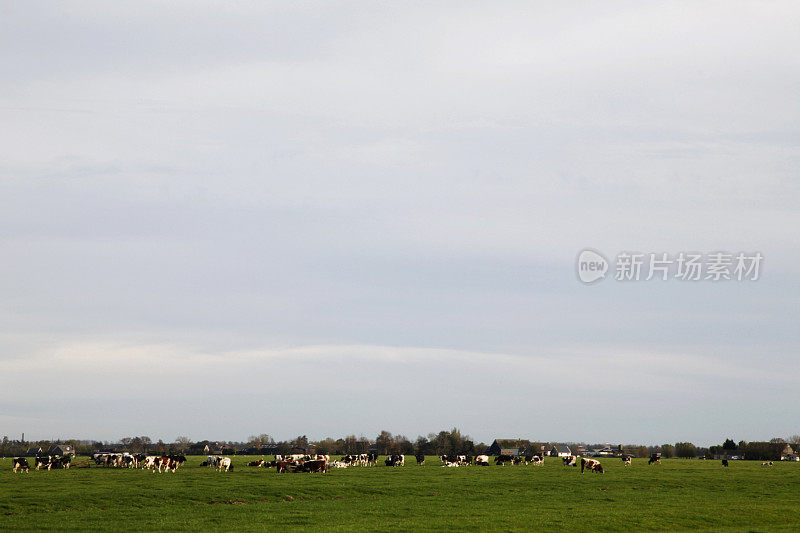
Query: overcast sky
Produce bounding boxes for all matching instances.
[1,1,798,446]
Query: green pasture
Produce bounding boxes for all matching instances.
[1,456,798,531]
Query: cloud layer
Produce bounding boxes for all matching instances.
[1,1,798,444]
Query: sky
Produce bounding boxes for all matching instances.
[1,1,798,446]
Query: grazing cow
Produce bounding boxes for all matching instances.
[247,460,265,467]
[495,455,514,466]
[648,455,661,465]
[762,461,774,466]
[415,453,425,465]
[475,455,490,466]
[526,455,543,466]
[206,456,219,468]
[298,460,328,473]
[276,461,292,473]
[562,455,577,466]
[142,456,158,470]
[440,455,459,467]
[169,454,187,468]
[581,458,604,474]
[385,454,404,467]
[35,456,53,471]
[722,460,729,467]
[367,453,378,466]
[217,457,233,472]
[12,457,29,473]
[156,457,179,473]
[51,456,71,469]
[622,456,632,466]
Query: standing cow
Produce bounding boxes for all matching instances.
[12,457,29,473]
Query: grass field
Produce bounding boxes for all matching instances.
[1,456,799,531]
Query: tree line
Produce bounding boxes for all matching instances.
[1,431,797,459]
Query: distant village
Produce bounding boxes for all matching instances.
[1,430,797,462]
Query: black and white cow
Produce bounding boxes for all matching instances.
[51,455,71,469]
[562,455,577,466]
[385,454,404,466]
[35,456,53,471]
[622,456,632,466]
[526,454,543,466]
[414,453,425,465]
[475,455,490,466]
[12,457,29,473]
[722,459,729,467]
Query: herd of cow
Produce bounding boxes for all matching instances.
[11,455,71,472]
[11,452,750,475]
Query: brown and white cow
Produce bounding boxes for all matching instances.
[298,460,328,473]
[562,455,577,466]
[581,457,604,473]
[622,456,632,466]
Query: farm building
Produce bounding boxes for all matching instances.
[48,445,74,456]
[241,444,278,455]
[550,444,572,457]
[780,444,795,460]
[203,444,225,455]
[488,439,531,456]
[26,447,43,457]
[588,445,614,457]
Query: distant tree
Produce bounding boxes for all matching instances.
[314,438,337,455]
[675,442,697,458]
[722,438,737,450]
[661,444,675,458]
[343,435,360,454]
[415,436,430,456]
[376,431,394,454]
[291,435,309,449]
[175,436,191,451]
[394,435,413,454]
[769,437,786,444]
[788,435,800,447]
[740,441,784,461]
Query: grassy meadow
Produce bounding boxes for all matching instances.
[1,456,799,531]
